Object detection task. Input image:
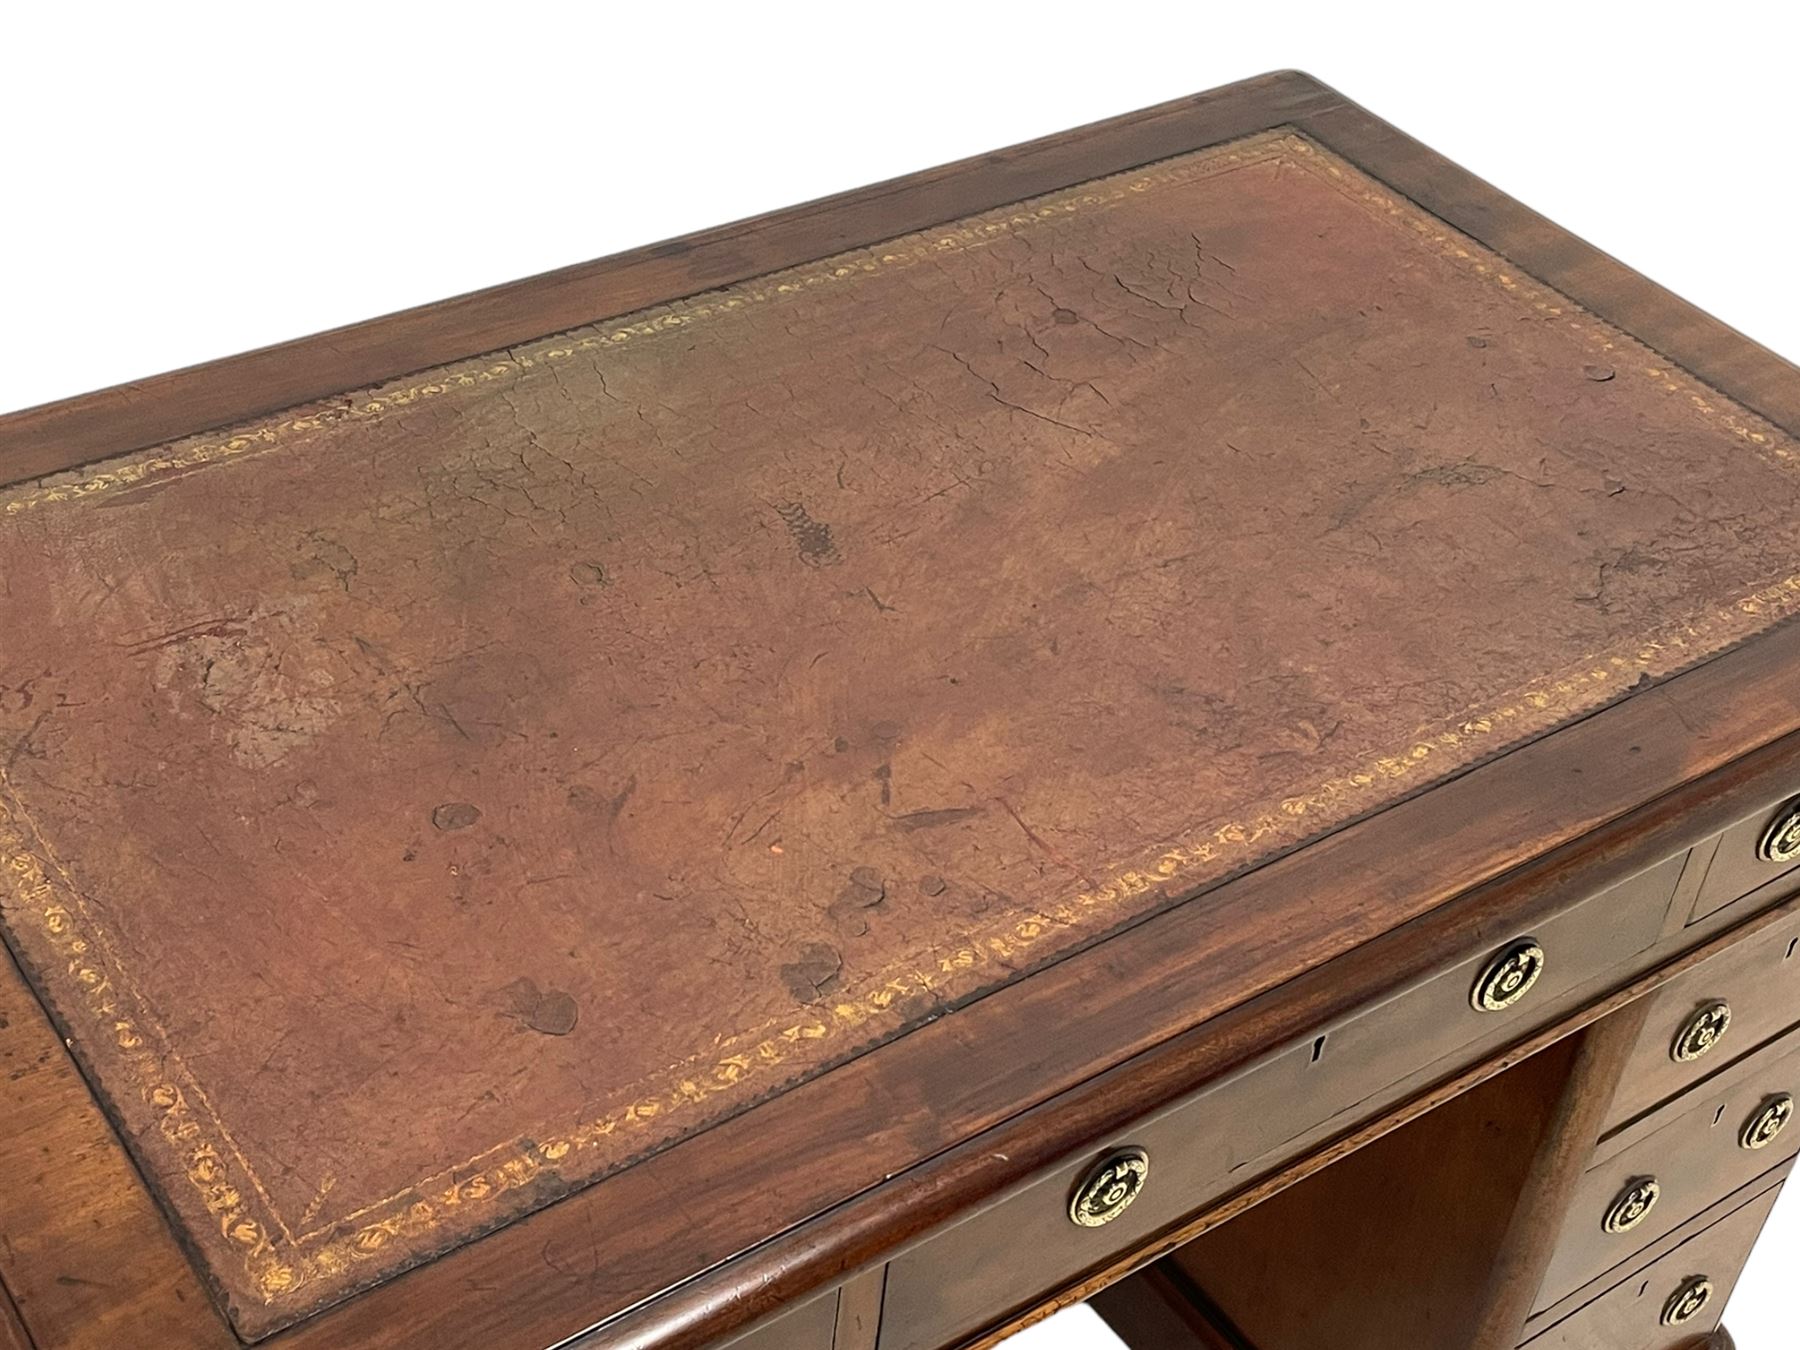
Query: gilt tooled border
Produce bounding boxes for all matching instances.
[3,130,1800,1322]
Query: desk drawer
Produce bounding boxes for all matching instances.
[1521,1179,1783,1350]
[720,1292,836,1350]
[1600,902,1800,1133]
[1535,1028,1800,1313]
[1689,794,1800,924]
[876,858,1683,1350]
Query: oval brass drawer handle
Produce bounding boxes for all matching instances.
[1603,1177,1661,1234]
[1471,939,1545,1012]
[1661,1275,1714,1327]
[1069,1148,1150,1229]
[1742,1094,1795,1151]
[1759,797,1800,864]
[1671,1000,1732,1063]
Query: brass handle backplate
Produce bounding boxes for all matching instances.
[1742,1094,1795,1151]
[1471,939,1545,1013]
[1759,797,1800,864]
[1672,1000,1733,1063]
[1661,1275,1714,1327]
[1603,1177,1661,1234]
[1069,1148,1150,1229]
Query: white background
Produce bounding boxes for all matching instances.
[3,4,1796,1345]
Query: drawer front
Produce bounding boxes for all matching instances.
[876,858,1683,1350]
[1287,856,1679,1141]
[1601,902,1800,1133]
[1690,794,1800,924]
[1522,1180,1782,1350]
[1536,1032,1800,1312]
[720,1292,837,1350]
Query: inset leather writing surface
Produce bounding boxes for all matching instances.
[4,130,1800,1335]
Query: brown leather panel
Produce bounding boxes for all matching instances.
[3,130,1800,1335]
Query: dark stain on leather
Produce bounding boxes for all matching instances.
[774,500,840,567]
[569,561,611,588]
[780,943,843,1003]
[431,802,482,831]
[501,978,580,1036]
[894,806,983,831]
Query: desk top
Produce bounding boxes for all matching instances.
[3,73,1800,1344]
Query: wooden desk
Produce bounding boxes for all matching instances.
[2,71,1797,1350]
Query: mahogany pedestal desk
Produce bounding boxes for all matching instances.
[2,72,1799,1350]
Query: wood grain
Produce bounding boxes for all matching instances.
[1468,1003,1656,1349]
[1172,1040,1580,1350]
[1689,804,1800,923]
[1536,1031,1800,1311]
[1599,898,1800,1134]
[832,1267,886,1350]
[1090,1262,1249,1349]
[0,948,236,1350]
[874,858,1683,1350]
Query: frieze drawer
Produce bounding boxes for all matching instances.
[877,857,1684,1350]
[1688,794,1800,925]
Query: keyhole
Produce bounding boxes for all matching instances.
[1311,1034,1329,1064]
